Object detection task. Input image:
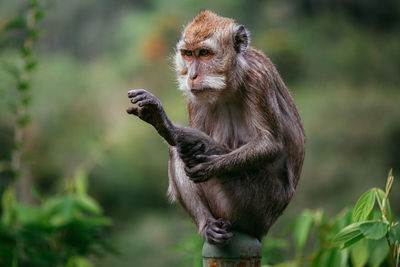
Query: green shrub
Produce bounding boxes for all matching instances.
[262,169,399,267]
[0,2,114,266]
[0,170,113,267]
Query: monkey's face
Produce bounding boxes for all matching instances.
[175,39,230,104]
[174,11,249,104]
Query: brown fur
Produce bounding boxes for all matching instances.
[184,11,234,45]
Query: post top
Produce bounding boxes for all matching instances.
[202,231,262,259]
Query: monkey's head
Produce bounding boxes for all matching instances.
[174,10,249,103]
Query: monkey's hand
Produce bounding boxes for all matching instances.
[203,218,233,246]
[127,89,165,125]
[177,140,206,168]
[184,154,219,183]
[127,89,177,146]
[176,132,229,169]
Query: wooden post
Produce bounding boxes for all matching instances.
[202,231,262,267]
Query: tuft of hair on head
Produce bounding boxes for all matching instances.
[183,10,234,45]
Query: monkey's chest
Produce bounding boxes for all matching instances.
[206,108,252,149]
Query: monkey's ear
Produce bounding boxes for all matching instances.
[233,25,249,53]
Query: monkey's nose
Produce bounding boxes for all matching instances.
[190,73,198,80]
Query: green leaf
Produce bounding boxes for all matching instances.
[2,15,26,32]
[15,204,43,225]
[26,60,37,71]
[342,233,364,249]
[359,221,388,240]
[352,189,375,222]
[74,195,101,215]
[22,95,32,106]
[326,248,342,267]
[350,239,369,267]
[333,222,363,243]
[34,10,45,21]
[18,81,30,91]
[340,249,349,266]
[389,223,400,244]
[375,188,393,222]
[18,114,31,126]
[46,196,75,227]
[1,187,17,226]
[66,256,94,267]
[293,210,314,255]
[28,29,39,39]
[311,249,342,267]
[20,48,32,57]
[367,238,389,267]
[74,168,88,195]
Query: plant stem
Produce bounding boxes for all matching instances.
[10,0,41,204]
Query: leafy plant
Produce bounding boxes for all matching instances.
[0,1,114,266]
[0,0,46,183]
[332,169,399,267]
[262,169,399,267]
[0,169,113,267]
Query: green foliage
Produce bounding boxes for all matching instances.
[0,170,113,267]
[0,2,114,266]
[260,170,399,267]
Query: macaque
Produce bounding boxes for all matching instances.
[127,10,305,245]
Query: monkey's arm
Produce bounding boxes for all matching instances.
[126,89,177,146]
[126,89,229,165]
[184,133,282,182]
[126,90,280,182]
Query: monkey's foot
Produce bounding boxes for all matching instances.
[204,218,233,246]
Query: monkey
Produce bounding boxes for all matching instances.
[126,10,305,246]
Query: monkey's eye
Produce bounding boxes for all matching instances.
[199,49,211,56]
[182,50,193,57]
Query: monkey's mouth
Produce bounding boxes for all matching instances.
[190,88,209,94]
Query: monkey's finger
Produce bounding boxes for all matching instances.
[185,169,202,179]
[216,218,232,230]
[138,98,158,107]
[195,154,218,162]
[184,165,195,174]
[128,89,146,98]
[126,106,139,116]
[188,142,205,154]
[210,231,233,240]
[209,226,232,236]
[130,94,147,104]
[206,232,232,245]
[195,154,208,161]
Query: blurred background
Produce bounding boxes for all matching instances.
[0,0,399,266]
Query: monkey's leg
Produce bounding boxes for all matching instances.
[169,147,233,245]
